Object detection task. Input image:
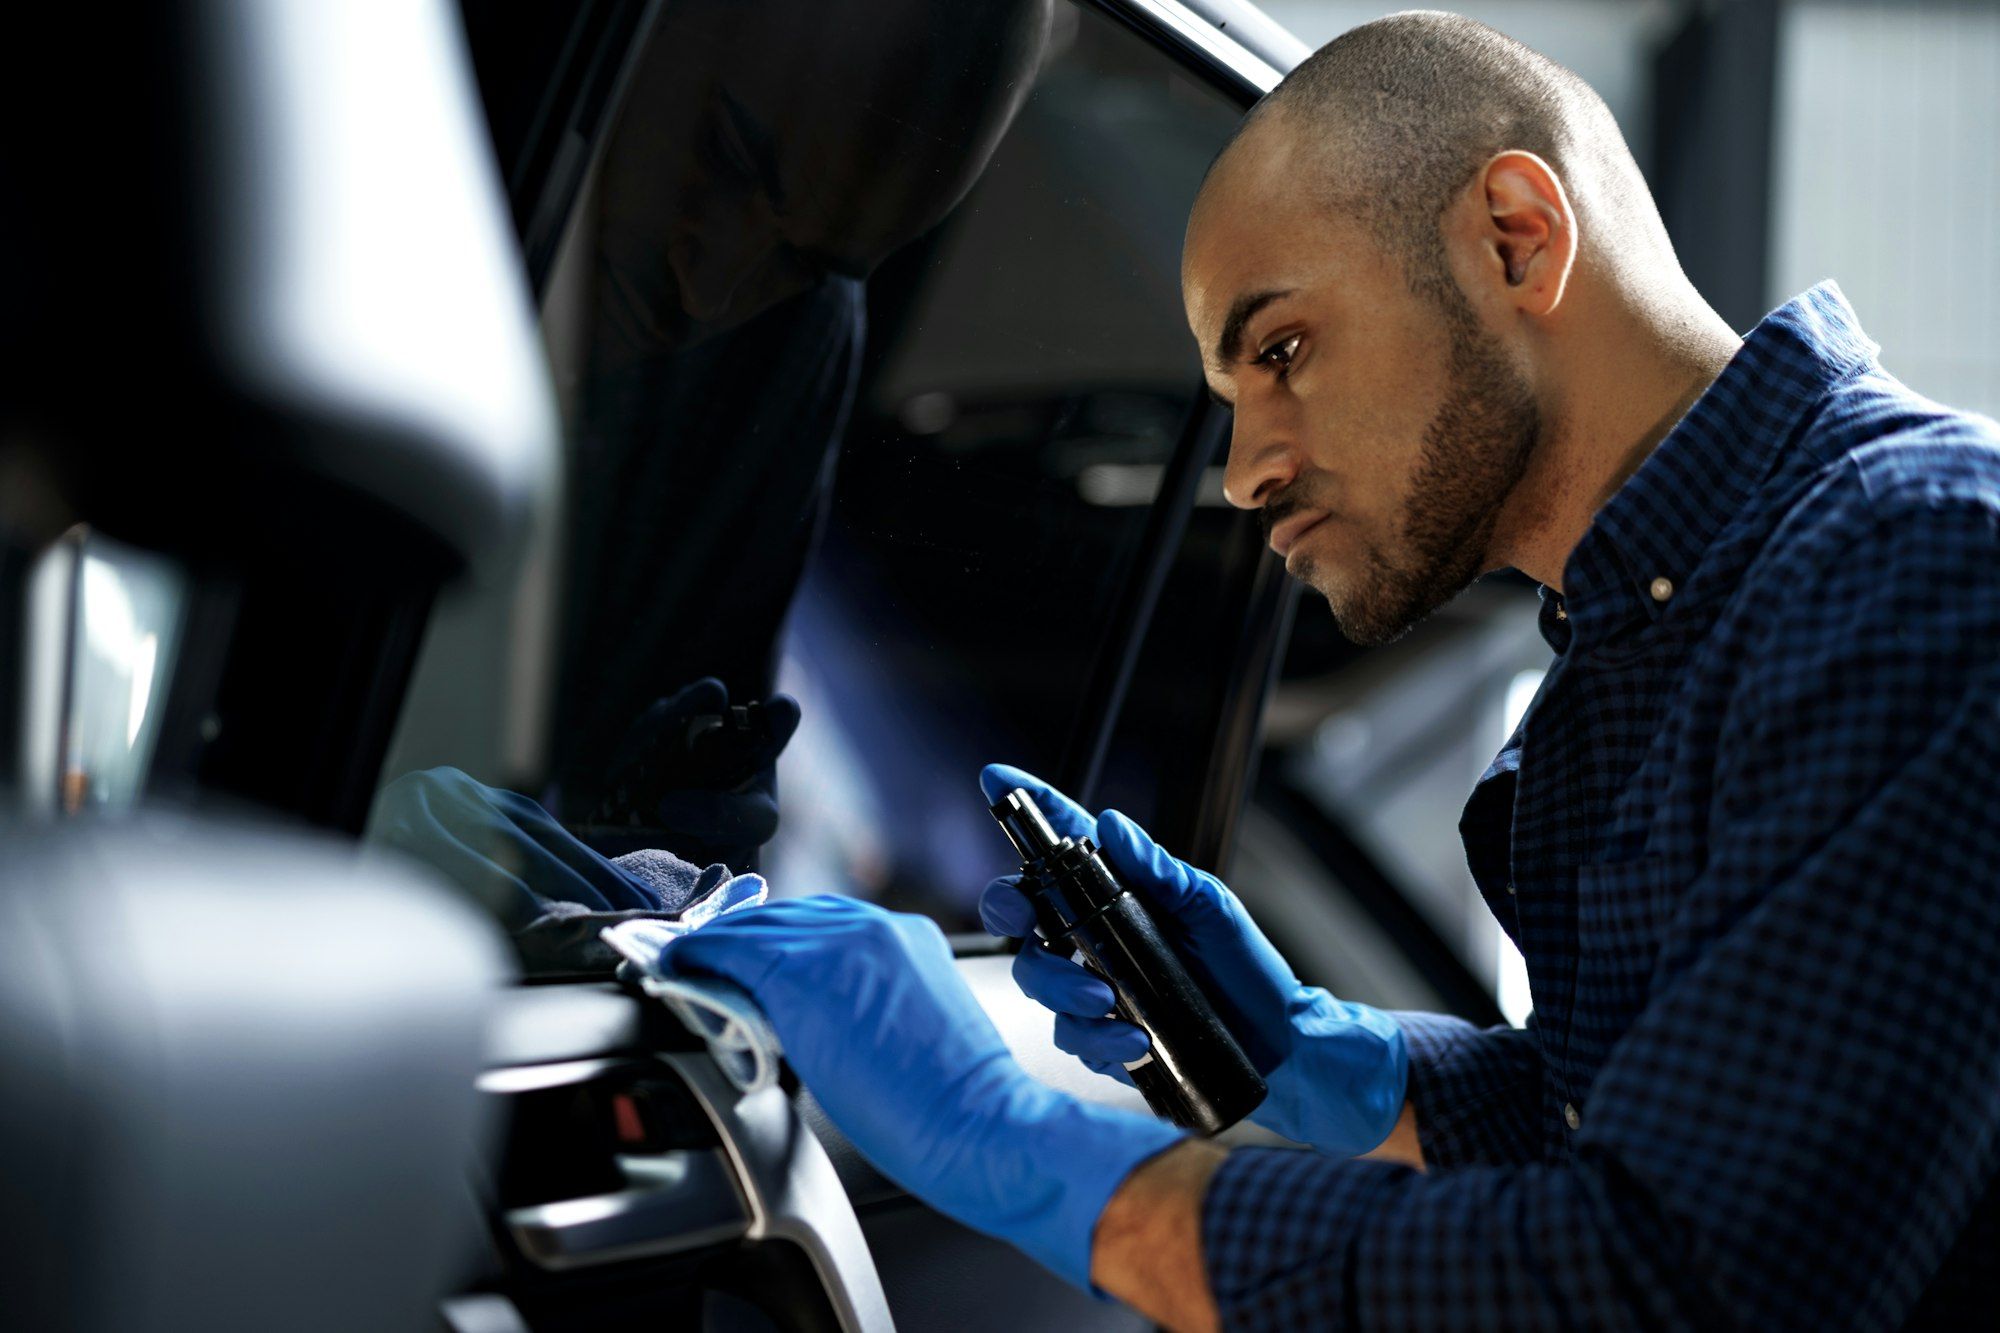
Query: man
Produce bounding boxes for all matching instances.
[654,12,2000,1329]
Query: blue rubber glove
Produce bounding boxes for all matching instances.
[590,677,803,868]
[371,766,669,928]
[656,895,1185,1289]
[978,764,1407,1157]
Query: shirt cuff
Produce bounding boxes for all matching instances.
[1392,1011,1543,1170]
[1201,1147,1411,1329]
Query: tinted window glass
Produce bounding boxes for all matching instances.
[375,0,1243,961]
[764,8,1243,922]
[1093,442,1276,854]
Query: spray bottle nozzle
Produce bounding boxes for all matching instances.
[989,787,1064,863]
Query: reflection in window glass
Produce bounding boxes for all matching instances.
[375,0,1242,966]
[64,535,185,812]
[762,8,1243,923]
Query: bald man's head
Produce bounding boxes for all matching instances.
[1181,13,1692,645]
[1212,11,1669,312]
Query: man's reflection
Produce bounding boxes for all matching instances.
[589,0,1053,353]
[550,0,1052,855]
[377,0,1051,967]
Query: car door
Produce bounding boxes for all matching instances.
[384,2,1305,1328]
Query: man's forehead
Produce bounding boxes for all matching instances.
[1182,125,1321,341]
[1184,205,1308,370]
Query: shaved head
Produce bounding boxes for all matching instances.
[1226,10,1669,313]
[1182,12,1704,645]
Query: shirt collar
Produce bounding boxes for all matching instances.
[1553,282,1879,641]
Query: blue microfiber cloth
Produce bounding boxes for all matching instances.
[612,847,733,913]
[600,873,783,1094]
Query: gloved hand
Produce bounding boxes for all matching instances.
[589,677,802,868]
[978,764,1407,1157]
[370,766,669,929]
[656,895,1184,1289]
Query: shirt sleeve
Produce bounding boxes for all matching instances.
[1201,496,2000,1330]
[1393,1011,1543,1169]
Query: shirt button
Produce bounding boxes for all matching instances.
[1649,576,1674,603]
[1554,603,1568,621]
[1564,1102,1581,1130]
[1505,881,1517,895]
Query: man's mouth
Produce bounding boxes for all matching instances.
[1269,511,1328,559]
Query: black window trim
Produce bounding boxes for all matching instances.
[1088,0,1287,101]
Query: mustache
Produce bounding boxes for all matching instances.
[1258,481,1332,546]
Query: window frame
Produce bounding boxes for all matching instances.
[1049,0,1294,873]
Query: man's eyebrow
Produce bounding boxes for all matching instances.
[1212,288,1296,367]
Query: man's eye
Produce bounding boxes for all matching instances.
[1258,334,1302,376]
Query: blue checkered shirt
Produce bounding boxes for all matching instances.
[1202,284,2000,1329]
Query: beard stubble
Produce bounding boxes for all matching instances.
[1288,303,1541,646]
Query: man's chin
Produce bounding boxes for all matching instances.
[1324,594,1419,648]
[1307,560,1456,648]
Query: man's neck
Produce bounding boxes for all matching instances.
[1492,288,1741,592]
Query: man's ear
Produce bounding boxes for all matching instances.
[1470,150,1577,316]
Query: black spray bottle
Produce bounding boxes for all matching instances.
[990,788,1266,1135]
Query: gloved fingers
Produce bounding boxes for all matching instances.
[1053,1012,1152,1067]
[372,780,549,921]
[720,693,803,775]
[654,893,863,992]
[1079,1055,1138,1088]
[1094,808,1221,919]
[760,693,803,751]
[370,767,656,918]
[1012,940,1116,1016]
[661,676,731,716]
[978,763,1094,843]
[651,789,781,845]
[635,679,731,749]
[658,915,785,996]
[978,875,1038,939]
[609,680,728,773]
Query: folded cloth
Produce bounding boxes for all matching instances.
[601,873,783,1094]
[614,847,734,912]
[504,850,735,977]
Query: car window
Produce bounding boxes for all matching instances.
[759,8,1245,924]
[374,0,1245,956]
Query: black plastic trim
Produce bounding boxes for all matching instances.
[1060,400,1230,809]
[1186,557,1294,872]
[1086,0,1280,101]
[0,546,28,794]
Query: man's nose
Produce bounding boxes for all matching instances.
[1221,413,1299,510]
